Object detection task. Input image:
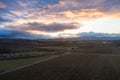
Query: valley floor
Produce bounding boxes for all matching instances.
[1,53,120,80]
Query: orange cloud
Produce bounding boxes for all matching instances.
[26,30,60,38]
[11,11,23,16]
[58,9,104,20]
[17,1,27,8]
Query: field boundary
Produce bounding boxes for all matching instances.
[1,53,119,75]
[0,54,65,75]
[72,53,120,56]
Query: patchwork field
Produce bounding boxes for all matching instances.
[1,54,120,80]
[0,39,120,80]
[0,55,59,73]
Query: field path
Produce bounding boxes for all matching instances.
[0,53,120,80]
[0,55,62,75]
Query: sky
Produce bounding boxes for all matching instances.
[0,0,120,39]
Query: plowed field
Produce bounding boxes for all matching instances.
[1,54,120,80]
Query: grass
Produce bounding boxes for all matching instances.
[0,55,59,73]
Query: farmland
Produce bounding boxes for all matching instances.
[1,54,120,80]
[0,39,120,80]
[0,54,59,73]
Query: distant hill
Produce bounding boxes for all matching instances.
[0,32,120,40]
[0,32,120,41]
[79,32,120,37]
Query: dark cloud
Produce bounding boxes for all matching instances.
[0,29,29,38]
[99,0,120,12]
[0,29,51,39]
[26,22,79,32]
[7,22,80,32]
[75,0,120,13]
[46,0,120,14]
[0,17,12,23]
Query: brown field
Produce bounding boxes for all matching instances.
[0,39,120,80]
[1,54,120,80]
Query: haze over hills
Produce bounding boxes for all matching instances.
[62,32,120,40]
[0,32,120,40]
[79,32,120,37]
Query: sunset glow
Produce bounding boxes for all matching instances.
[0,0,120,39]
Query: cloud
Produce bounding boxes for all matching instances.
[6,22,80,32]
[17,1,27,8]
[0,2,7,9]
[3,22,81,38]
[10,10,23,16]
[2,0,120,26]
[44,0,120,18]
[99,0,120,13]
[26,22,80,32]
[35,1,102,21]
[1,0,120,21]
[0,29,28,38]
[0,17,12,23]
[0,29,49,39]
[43,0,60,5]
[74,0,120,15]
[0,0,120,39]
[57,9,104,20]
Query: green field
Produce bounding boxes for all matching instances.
[0,55,58,73]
